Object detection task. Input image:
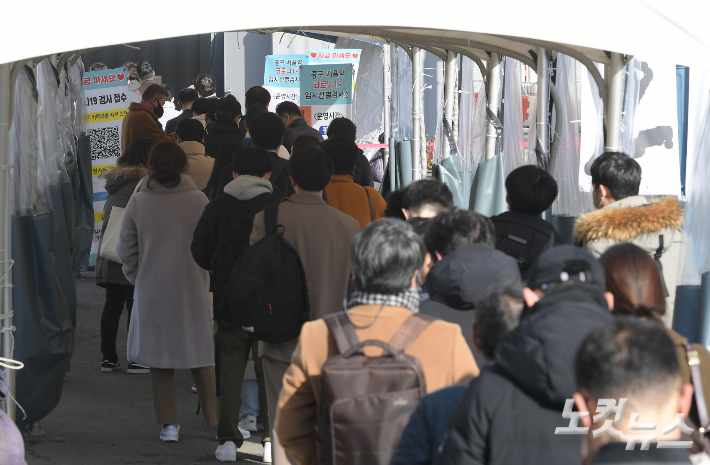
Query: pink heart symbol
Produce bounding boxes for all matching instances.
[311,52,317,58]
[353,53,359,59]
[117,73,125,81]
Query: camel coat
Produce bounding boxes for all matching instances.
[324,174,387,229]
[179,141,215,191]
[117,174,213,369]
[275,304,479,465]
[121,102,177,152]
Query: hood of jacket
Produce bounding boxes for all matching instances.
[223,175,273,201]
[495,283,612,407]
[178,140,205,157]
[574,196,682,243]
[101,164,148,195]
[426,243,521,310]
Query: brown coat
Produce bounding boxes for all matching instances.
[250,193,360,362]
[274,304,479,464]
[324,174,387,229]
[121,102,177,152]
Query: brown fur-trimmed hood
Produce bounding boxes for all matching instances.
[101,165,147,181]
[574,196,683,243]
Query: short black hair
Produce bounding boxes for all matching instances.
[90,62,108,71]
[195,74,216,97]
[245,86,271,106]
[232,147,273,177]
[216,97,241,122]
[275,101,302,117]
[506,165,558,215]
[590,152,641,201]
[476,284,524,360]
[424,208,496,258]
[175,118,204,143]
[137,61,153,80]
[249,112,284,150]
[320,135,359,175]
[384,190,407,220]
[118,137,155,166]
[288,147,333,192]
[205,98,219,122]
[327,117,357,140]
[576,318,680,401]
[402,179,454,215]
[191,98,207,115]
[162,84,174,101]
[406,217,431,237]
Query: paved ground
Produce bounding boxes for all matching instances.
[24,271,265,464]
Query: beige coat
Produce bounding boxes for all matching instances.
[179,141,215,191]
[274,303,479,465]
[575,195,683,326]
[250,193,360,362]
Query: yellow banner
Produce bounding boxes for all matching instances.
[84,108,129,124]
[92,163,116,178]
[94,211,104,223]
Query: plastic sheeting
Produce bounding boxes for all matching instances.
[502,58,527,176]
[470,154,507,216]
[620,58,642,156]
[457,58,487,173]
[68,62,86,138]
[551,54,585,216]
[390,46,412,141]
[37,60,69,188]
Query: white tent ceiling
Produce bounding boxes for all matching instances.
[4,0,709,69]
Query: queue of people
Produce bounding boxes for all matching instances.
[90,73,700,465]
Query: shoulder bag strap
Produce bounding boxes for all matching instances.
[684,342,710,431]
[363,186,374,222]
[654,235,670,297]
[264,203,279,235]
[132,177,145,195]
[389,313,436,353]
[324,312,361,355]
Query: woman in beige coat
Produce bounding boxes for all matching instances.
[176,118,214,191]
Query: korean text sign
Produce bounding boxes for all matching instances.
[307,49,361,91]
[299,64,353,137]
[83,67,130,266]
[263,55,307,112]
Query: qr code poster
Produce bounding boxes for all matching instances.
[84,67,129,266]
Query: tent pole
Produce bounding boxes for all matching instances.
[605,52,625,151]
[383,43,391,179]
[412,47,423,180]
[485,53,501,160]
[453,60,460,149]
[443,50,457,160]
[419,61,426,178]
[0,62,15,420]
[536,47,550,155]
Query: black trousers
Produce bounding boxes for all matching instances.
[100,284,134,362]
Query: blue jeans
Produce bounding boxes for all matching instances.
[240,379,259,418]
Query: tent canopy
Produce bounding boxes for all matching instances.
[4,0,709,69]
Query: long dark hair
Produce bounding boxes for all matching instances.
[118,137,154,166]
[599,243,666,322]
[146,142,188,189]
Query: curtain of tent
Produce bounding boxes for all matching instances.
[390,47,412,141]
[621,58,642,156]
[458,56,487,173]
[551,54,585,216]
[502,58,526,176]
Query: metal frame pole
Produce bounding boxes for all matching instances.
[605,52,625,151]
[536,47,550,155]
[0,62,15,420]
[412,47,423,180]
[383,43,391,175]
[443,50,457,160]
[485,53,501,160]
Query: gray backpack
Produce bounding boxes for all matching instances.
[317,312,434,465]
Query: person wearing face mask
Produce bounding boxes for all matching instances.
[121,84,178,152]
[574,151,683,327]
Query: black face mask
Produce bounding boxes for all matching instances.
[153,101,164,118]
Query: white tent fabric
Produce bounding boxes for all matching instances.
[3,2,710,71]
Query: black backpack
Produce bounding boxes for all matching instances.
[228,203,310,343]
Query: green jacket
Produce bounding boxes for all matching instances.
[95,163,147,287]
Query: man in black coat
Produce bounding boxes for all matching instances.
[191,147,280,462]
[420,209,520,364]
[434,246,613,465]
[203,98,245,197]
[326,117,373,187]
[165,88,198,135]
[491,165,565,279]
[275,100,324,142]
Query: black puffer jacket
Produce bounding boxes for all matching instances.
[204,120,245,197]
[420,243,520,359]
[491,211,565,280]
[434,283,612,465]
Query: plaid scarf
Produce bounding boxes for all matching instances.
[347,288,420,313]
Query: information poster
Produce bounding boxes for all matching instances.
[300,64,353,137]
[306,49,361,92]
[83,67,130,266]
[263,55,307,112]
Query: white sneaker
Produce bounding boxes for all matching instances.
[238,425,251,439]
[215,441,237,462]
[262,441,272,463]
[160,424,179,442]
[239,415,258,433]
